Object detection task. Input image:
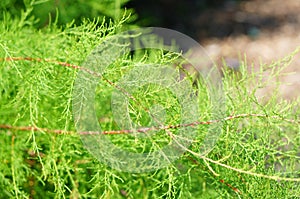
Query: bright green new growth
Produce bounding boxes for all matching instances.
[0,4,300,199]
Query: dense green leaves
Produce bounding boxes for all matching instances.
[0,1,300,198]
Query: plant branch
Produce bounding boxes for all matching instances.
[1,56,300,184]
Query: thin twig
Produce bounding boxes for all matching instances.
[0,113,299,135]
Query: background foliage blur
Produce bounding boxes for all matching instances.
[1,0,241,33]
[0,0,135,28]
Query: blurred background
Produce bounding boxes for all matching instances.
[1,0,299,99]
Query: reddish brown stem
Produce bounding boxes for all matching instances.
[0,113,298,135]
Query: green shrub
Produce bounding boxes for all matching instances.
[0,0,136,28]
[0,3,299,198]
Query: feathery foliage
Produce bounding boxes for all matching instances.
[0,2,300,198]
